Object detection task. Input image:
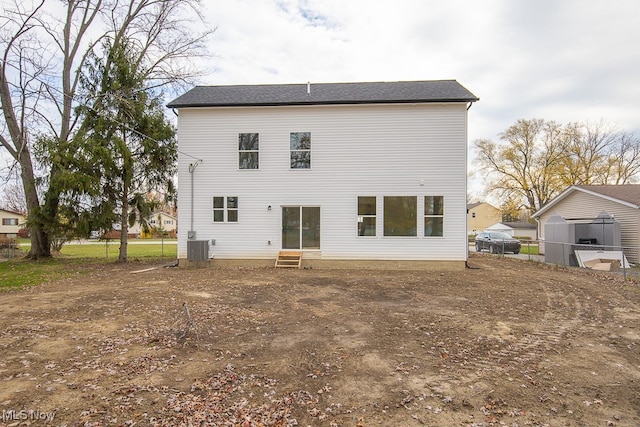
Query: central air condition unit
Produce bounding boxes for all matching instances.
[187,240,209,262]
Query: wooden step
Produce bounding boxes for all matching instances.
[275,251,302,268]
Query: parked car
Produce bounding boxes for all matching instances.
[475,231,521,254]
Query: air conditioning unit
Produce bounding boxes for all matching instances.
[187,240,209,262]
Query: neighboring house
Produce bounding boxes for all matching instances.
[485,221,537,240]
[0,208,25,238]
[129,212,178,237]
[533,185,640,256]
[167,80,479,268]
[467,202,501,235]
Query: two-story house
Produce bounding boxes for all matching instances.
[167,80,478,269]
[129,212,178,238]
[0,208,25,238]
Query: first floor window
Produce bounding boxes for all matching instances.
[239,133,259,169]
[2,218,18,226]
[213,196,238,222]
[290,132,311,169]
[384,196,417,236]
[424,196,444,237]
[357,196,376,236]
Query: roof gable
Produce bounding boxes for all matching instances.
[167,80,479,108]
[467,202,498,210]
[0,208,25,217]
[149,212,177,221]
[576,184,640,206]
[533,184,640,218]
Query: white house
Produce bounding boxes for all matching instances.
[128,212,178,237]
[0,208,25,238]
[167,80,479,269]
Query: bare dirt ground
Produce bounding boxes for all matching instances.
[1,253,639,427]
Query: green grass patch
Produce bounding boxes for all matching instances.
[60,242,177,259]
[519,244,539,255]
[0,259,70,289]
[1,241,176,290]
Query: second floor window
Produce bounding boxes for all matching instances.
[290,132,311,169]
[239,133,259,169]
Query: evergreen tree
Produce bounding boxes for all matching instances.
[73,37,176,262]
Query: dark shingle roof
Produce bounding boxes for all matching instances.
[167,80,478,108]
[502,221,537,229]
[576,185,640,206]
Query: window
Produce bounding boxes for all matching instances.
[164,220,173,225]
[213,196,238,222]
[290,132,311,169]
[424,196,444,237]
[383,196,417,236]
[239,133,259,169]
[357,196,376,236]
[2,218,18,226]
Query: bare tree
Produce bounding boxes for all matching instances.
[0,183,27,215]
[0,0,211,259]
[474,118,640,214]
[474,119,567,214]
[602,131,640,184]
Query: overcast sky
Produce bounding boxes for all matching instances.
[195,0,640,144]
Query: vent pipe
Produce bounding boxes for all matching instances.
[307,81,311,95]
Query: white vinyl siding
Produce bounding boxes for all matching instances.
[176,103,469,261]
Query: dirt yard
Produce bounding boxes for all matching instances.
[1,254,639,427]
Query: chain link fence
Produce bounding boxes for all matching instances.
[0,238,20,259]
[494,240,640,281]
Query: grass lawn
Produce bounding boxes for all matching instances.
[0,259,72,289]
[519,243,539,255]
[1,241,176,290]
[60,242,177,259]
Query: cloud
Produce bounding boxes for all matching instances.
[198,0,640,141]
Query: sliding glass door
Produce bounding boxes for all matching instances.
[282,206,320,250]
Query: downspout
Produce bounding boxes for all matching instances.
[465,99,478,268]
[188,160,201,239]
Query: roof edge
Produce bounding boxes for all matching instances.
[533,185,640,218]
[167,98,479,109]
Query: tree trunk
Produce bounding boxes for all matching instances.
[118,188,129,263]
[19,148,51,259]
